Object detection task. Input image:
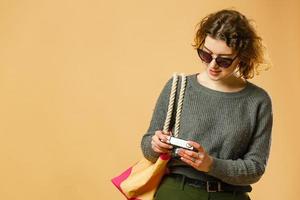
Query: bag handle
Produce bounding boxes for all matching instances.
[162,73,187,138]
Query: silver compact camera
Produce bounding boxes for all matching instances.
[166,136,197,157]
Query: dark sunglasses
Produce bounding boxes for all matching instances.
[197,48,238,68]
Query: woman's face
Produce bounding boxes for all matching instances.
[200,35,240,82]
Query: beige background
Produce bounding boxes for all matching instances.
[0,0,299,199]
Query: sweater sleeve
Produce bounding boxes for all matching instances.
[207,95,273,186]
[140,77,175,163]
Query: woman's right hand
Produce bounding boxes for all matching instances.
[151,130,173,154]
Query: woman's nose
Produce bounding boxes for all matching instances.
[208,58,218,69]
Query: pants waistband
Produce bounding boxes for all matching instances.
[168,173,252,193]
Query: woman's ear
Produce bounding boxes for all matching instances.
[233,62,241,75]
[234,66,239,74]
[235,61,247,77]
[236,60,246,69]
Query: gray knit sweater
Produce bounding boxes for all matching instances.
[140,73,273,187]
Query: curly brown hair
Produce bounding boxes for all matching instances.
[192,9,269,79]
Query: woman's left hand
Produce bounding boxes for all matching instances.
[176,141,213,172]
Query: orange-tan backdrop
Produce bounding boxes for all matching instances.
[0,0,299,200]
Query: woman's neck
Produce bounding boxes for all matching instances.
[197,72,247,93]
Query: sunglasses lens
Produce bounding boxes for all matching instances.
[197,49,212,64]
[216,57,233,68]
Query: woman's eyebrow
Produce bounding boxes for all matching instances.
[203,45,234,56]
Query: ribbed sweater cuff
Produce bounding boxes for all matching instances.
[207,157,226,177]
[142,137,160,162]
[207,157,262,186]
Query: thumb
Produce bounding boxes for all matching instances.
[188,141,204,152]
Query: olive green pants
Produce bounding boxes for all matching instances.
[154,175,251,200]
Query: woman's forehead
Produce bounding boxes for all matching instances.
[204,35,234,55]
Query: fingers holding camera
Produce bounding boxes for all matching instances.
[157,130,172,142]
[151,141,170,153]
[177,141,213,172]
[151,130,173,153]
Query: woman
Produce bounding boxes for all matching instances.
[141,9,273,200]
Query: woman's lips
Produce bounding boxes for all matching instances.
[209,69,221,72]
[209,69,221,76]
